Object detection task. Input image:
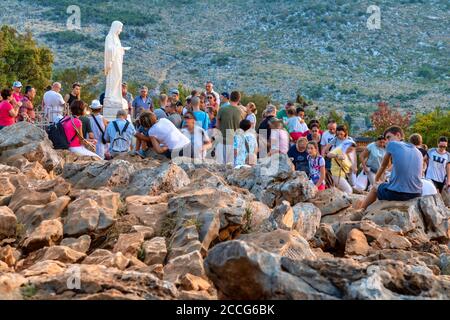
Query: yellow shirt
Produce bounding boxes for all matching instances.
[330,147,352,178]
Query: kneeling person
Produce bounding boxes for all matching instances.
[105,109,136,158]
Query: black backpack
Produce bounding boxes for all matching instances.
[46,117,76,150]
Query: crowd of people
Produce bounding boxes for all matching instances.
[0,80,449,203]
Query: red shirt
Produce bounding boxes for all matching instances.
[0,100,15,126]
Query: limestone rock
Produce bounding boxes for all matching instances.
[113,232,145,258]
[418,195,450,241]
[142,237,167,266]
[15,196,70,235]
[60,235,91,253]
[0,273,27,300]
[163,251,205,284]
[64,190,120,237]
[239,229,316,261]
[0,122,61,172]
[62,160,135,190]
[24,264,178,300]
[360,220,412,250]
[309,188,352,216]
[291,202,321,240]
[123,162,190,197]
[345,229,370,256]
[167,225,202,261]
[311,223,337,252]
[22,219,63,253]
[0,176,15,196]
[0,206,17,240]
[82,249,130,270]
[362,199,425,236]
[180,273,211,292]
[8,188,57,213]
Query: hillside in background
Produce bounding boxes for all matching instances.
[1,0,449,133]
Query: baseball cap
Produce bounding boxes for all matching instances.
[122,82,128,87]
[169,88,180,95]
[13,81,22,88]
[221,92,230,99]
[90,100,103,110]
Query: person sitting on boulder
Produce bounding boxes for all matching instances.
[357,126,423,210]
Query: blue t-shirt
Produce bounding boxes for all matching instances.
[288,145,309,174]
[386,141,423,194]
[193,110,210,130]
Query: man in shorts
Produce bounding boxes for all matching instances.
[358,126,423,210]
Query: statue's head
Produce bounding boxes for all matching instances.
[110,21,123,36]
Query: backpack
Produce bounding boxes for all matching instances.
[46,117,76,150]
[111,120,130,153]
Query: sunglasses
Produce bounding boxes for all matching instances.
[207,96,214,100]
[184,116,194,120]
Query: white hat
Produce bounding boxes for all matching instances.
[90,100,103,110]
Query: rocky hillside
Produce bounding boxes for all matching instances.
[1,0,449,129]
[1,122,450,300]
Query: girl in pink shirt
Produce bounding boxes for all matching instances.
[269,118,289,155]
[0,89,20,128]
[62,101,100,159]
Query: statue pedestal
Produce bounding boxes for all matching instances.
[103,97,129,122]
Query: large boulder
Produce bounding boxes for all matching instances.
[21,219,63,253]
[122,162,190,198]
[142,237,167,266]
[360,220,412,250]
[163,250,205,284]
[362,199,426,237]
[8,188,57,213]
[345,229,370,256]
[227,154,316,208]
[205,240,450,300]
[15,196,70,235]
[21,264,178,300]
[60,235,91,253]
[63,160,135,190]
[125,195,169,234]
[64,190,120,237]
[239,229,316,261]
[291,203,322,240]
[82,249,130,270]
[0,206,17,240]
[309,188,352,216]
[0,122,61,172]
[418,195,450,241]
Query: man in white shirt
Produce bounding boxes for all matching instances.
[205,81,220,107]
[43,82,66,123]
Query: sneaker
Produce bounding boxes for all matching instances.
[137,150,146,159]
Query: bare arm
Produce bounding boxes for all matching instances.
[148,136,169,154]
[317,165,326,188]
[375,153,392,182]
[446,162,450,187]
[360,149,369,171]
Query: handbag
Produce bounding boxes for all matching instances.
[70,117,97,153]
[355,171,369,192]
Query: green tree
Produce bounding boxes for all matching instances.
[408,108,450,148]
[0,25,53,104]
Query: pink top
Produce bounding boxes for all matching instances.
[270,129,289,154]
[61,117,82,147]
[12,93,22,103]
[0,100,15,126]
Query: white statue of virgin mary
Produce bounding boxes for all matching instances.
[103,21,131,120]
